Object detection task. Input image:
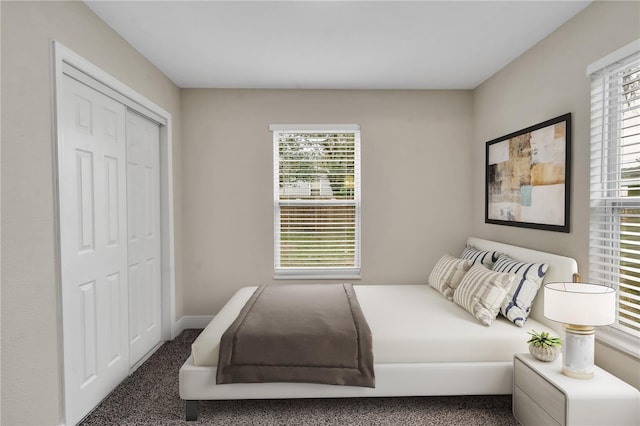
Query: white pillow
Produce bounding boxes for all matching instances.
[428,255,472,300]
[460,245,502,269]
[453,265,514,326]
[492,254,549,327]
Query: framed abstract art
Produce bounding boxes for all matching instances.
[485,113,571,233]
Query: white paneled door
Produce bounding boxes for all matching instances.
[59,76,162,425]
[126,110,162,367]
[59,75,130,425]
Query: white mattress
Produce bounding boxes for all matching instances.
[192,284,543,366]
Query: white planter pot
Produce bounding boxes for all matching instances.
[529,343,561,362]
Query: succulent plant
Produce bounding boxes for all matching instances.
[527,330,562,348]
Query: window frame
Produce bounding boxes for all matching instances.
[271,124,361,280]
[588,39,640,358]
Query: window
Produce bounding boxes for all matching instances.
[271,124,361,279]
[588,41,640,350]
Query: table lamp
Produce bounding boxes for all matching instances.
[543,282,616,379]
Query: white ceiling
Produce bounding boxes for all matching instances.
[85,1,592,90]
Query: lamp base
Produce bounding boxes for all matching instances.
[562,325,595,379]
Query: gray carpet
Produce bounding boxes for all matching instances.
[81,329,518,425]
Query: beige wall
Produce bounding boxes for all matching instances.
[472,0,640,387]
[0,2,183,425]
[181,89,474,314]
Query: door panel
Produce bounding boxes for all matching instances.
[126,110,162,367]
[60,75,129,425]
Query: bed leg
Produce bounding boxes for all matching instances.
[185,400,198,421]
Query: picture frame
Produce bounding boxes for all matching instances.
[485,113,571,233]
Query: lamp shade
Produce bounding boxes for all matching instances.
[544,282,616,326]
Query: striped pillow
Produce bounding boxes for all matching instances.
[492,254,549,327]
[428,255,472,300]
[460,246,502,269]
[453,265,514,326]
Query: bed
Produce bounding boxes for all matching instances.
[179,237,578,420]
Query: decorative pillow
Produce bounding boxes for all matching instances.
[460,245,502,269]
[453,265,514,326]
[492,254,549,327]
[428,255,473,300]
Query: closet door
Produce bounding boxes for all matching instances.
[59,75,129,425]
[126,110,162,367]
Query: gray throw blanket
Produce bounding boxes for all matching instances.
[216,283,375,387]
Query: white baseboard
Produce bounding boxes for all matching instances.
[174,315,214,337]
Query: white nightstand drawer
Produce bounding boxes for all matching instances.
[515,357,565,423]
[514,385,562,426]
[513,353,640,426]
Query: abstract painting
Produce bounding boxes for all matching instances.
[485,113,571,232]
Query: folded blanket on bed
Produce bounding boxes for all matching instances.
[216,283,375,387]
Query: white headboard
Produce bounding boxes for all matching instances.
[466,237,579,332]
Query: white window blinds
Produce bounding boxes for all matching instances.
[271,125,361,278]
[589,43,640,337]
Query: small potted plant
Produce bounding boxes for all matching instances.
[527,330,562,362]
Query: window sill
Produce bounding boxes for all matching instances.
[596,326,640,360]
[274,269,361,280]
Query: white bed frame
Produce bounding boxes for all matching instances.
[179,237,578,420]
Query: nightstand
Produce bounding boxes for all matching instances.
[513,353,639,426]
